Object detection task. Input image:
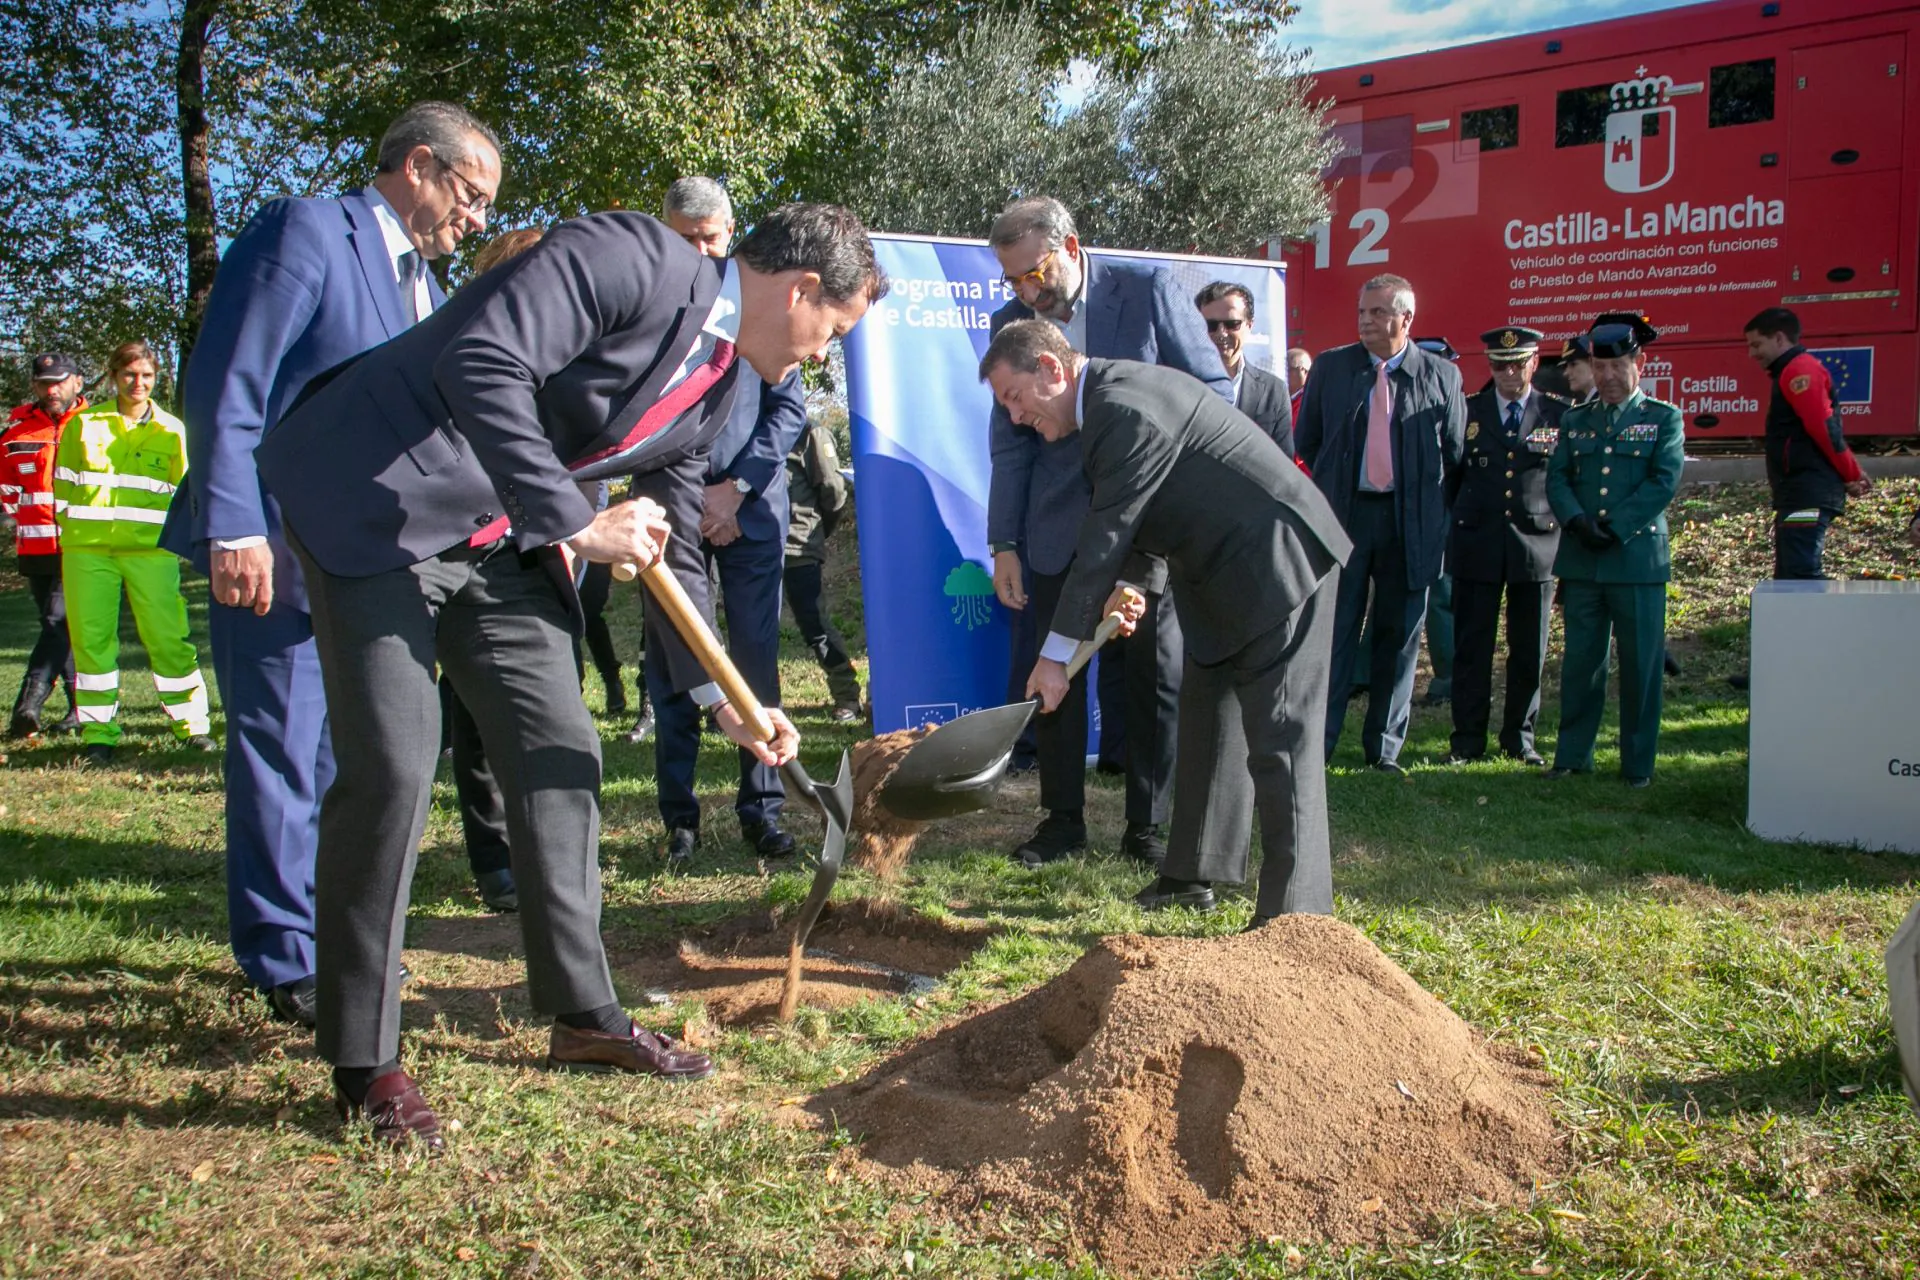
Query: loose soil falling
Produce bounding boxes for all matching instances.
[616,898,993,1026]
[809,916,1565,1278]
[848,726,933,880]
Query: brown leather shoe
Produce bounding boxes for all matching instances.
[546,1020,715,1082]
[334,1071,445,1151]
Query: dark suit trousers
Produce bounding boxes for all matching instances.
[18,557,75,700]
[1161,569,1338,915]
[647,528,785,833]
[440,679,511,877]
[1028,567,1177,824]
[1449,577,1552,759]
[213,600,335,992]
[298,538,616,1068]
[1325,494,1429,765]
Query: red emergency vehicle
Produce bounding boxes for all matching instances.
[1281,0,1920,439]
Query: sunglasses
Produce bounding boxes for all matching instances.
[1205,318,1247,333]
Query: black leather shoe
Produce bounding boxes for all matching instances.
[44,711,80,736]
[742,820,797,859]
[1094,758,1125,776]
[475,867,518,913]
[1120,822,1167,867]
[664,827,698,872]
[1133,876,1215,911]
[1015,813,1087,868]
[1544,766,1587,780]
[185,734,219,752]
[1727,673,1750,691]
[625,706,655,744]
[1505,748,1547,767]
[336,1070,445,1150]
[1243,914,1277,933]
[1626,776,1653,789]
[1664,652,1682,677]
[1370,759,1407,777]
[267,976,317,1028]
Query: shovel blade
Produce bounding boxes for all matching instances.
[876,701,1038,821]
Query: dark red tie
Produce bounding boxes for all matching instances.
[469,337,737,547]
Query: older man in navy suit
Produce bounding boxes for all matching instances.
[985,196,1239,874]
[168,102,501,1029]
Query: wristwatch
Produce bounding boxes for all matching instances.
[731,477,753,497]
[989,540,1020,555]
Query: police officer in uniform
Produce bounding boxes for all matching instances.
[1444,326,1564,765]
[1545,314,1685,788]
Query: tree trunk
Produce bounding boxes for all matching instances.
[177,0,219,375]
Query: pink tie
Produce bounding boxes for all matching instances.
[1364,360,1394,490]
[469,338,738,548]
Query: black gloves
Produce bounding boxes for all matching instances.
[1566,514,1621,552]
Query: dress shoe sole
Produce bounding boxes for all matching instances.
[1136,891,1216,912]
[543,1055,716,1082]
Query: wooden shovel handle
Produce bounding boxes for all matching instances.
[620,557,775,742]
[1060,588,1142,678]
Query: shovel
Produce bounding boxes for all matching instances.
[613,557,852,1021]
[877,595,1134,821]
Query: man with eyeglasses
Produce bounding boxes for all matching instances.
[1296,274,1466,776]
[1544,313,1685,788]
[984,196,1231,879]
[168,101,501,1031]
[1196,280,1293,458]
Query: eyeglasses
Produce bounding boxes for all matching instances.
[437,160,492,215]
[1003,248,1055,290]
[1205,318,1247,333]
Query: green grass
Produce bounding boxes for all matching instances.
[2,482,1918,1278]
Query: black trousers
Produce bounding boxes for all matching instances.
[439,678,511,877]
[1028,567,1177,825]
[1325,493,1429,765]
[18,556,75,701]
[1448,576,1552,759]
[783,558,861,705]
[576,560,625,700]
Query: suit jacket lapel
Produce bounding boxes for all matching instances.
[341,190,409,339]
[1084,256,1122,355]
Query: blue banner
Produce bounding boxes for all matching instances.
[844,235,1288,734]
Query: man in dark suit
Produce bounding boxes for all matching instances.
[980,321,1351,921]
[986,196,1235,870]
[1296,273,1466,774]
[1196,280,1293,458]
[1444,326,1565,766]
[1286,348,1312,427]
[648,178,810,870]
[254,203,886,1147]
[170,102,501,1029]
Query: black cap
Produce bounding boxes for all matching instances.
[1413,335,1458,361]
[1586,313,1659,358]
[30,352,79,381]
[1560,335,1593,363]
[1480,325,1543,362]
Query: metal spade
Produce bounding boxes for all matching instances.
[614,557,852,1020]
[878,605,1130,821]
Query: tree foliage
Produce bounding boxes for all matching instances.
[848,12,1335,255]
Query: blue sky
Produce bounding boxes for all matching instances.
[1286,0,1702,69]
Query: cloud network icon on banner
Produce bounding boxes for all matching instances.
[1809,347,1874,404]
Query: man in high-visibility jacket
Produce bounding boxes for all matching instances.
[2,353,85,737]
[53,342,213,764]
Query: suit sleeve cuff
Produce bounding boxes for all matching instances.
[689,682,725,709]
[211,536,268,551]
[1040,632,1080,663]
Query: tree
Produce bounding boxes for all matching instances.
[846,12,1334,255]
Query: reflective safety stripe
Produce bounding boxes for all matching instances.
[60,505,168,524]
[1781,508,1823,526]
[76,704,118,722]
[53,467,176,495]
[75,671,121,692]
[162,695,209,720]
[17,524,57,539]
[152,670,206,694]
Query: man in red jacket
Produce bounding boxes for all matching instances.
[1,353,84,737]
[1745,307,1872,580]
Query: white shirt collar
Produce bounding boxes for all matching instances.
[1370,341,1409,372]
[1074,359,1089,428]
[1496,388,1530,416]
[704,260,741,343]
[365,188,418,269]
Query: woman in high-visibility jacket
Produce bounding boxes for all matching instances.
[54,340,214,763]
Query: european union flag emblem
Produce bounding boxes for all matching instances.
[1809,346,1874,404]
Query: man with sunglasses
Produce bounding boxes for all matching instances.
[1196,281,1293,458]
[169,101,501,1030]
[985,196,1232,875]
[1544,313,1685,788]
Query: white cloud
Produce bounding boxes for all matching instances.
[1284,0,1698,72]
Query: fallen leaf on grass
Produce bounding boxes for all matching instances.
[456,1247,477,1261]
[308,1154,340,1165]
[190,1160,214,1183]
[1547,1208,1587,1221]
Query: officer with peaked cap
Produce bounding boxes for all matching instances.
[1545,313,1684,787]
[1444,325,1566,765]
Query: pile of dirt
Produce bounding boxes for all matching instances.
[809,916,1565,1277]
[848,726,933,880]
[617,899,992,1026]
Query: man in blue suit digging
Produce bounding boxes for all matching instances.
[165,101,502,1028]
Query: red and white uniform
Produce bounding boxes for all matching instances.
[0,398,85,560]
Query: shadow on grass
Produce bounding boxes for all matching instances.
[0,958,293,1073]
[1641,1041,1909,1117]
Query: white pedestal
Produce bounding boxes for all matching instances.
[1748,580,1920,854]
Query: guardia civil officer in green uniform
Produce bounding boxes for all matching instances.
[1545,313,1685,788]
